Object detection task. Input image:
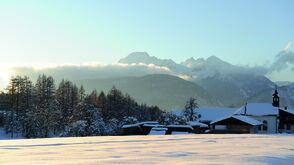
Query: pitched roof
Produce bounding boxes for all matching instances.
[211,115,262,126]
[167,125,193,129]
[197,108,237,122]
[187,121,209,128]
[279,108,294,115]
[233,115,263,126]
[122,121,160,128]
[234,103,278,116]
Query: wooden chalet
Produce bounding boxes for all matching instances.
[278,107,294,133]
[210,115,262,133]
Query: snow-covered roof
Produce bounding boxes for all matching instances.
[143,124,164,127]
[280,108,294,115]
[122,121,160,129]
[234,103,278,116]
[233,115,263,126]
[122,124,140,129]
[211,115,262,126]
[197,108,237,122]
[138,121,159,125]
[187,121,209,128]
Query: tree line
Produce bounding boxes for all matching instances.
[0,75,200,138]
[0,75,169,138]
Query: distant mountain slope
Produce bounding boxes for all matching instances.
[118,52,294,108]
[76,74,222,111]
[195,74,276,107]
[248,83,294,108]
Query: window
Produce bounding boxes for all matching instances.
[287,124,291,131]
[263,121,268,131]
[258,125,262,131]
[258,120,268,132]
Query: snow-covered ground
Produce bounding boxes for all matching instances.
[0,134,294,165]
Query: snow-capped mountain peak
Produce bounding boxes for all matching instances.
[118,52,177,66]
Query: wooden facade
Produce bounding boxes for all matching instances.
[211,116,260,134]
[278,109,294,133]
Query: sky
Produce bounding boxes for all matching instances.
[0,0,293,66]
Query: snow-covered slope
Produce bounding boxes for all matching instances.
[119,52,178,67]
[119,52,189,73]
[0,134,294,165]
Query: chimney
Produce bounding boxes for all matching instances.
[285,106,288,110]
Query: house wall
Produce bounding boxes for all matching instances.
[251,116,277,134]
[280,124,294,133]
[212,125,253,134]
[278,110,294,133]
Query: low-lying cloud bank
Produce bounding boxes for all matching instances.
[1,48,294,90]
[6,63,175,84]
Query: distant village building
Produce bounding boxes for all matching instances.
[121,122,194,135]
[195,108,237,126]
[187,121,209,133]
[122,121,161,135]
[209,88,294,134]
[233,103,278,133]
[210,114,262,133]
[278,108,294,133]
[122,88,294,136]
[165,125,193,135]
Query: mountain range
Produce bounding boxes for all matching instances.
[6,51,293,111]
[115,52,294,109]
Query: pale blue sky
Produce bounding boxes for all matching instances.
[0,0,293,65]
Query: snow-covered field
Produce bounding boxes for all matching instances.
[0,134,294,165]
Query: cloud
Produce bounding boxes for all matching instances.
[269,51,294,72]
[267,42,294,73]
[178,74,192,81]
[7,63,174,84]
[283,41,293,52]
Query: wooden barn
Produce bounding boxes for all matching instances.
[278,107,294,133]
[210,115,262,133]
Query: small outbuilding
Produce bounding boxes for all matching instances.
[122,121,161,135]
[187,121,209,133]
[165,125,193,135]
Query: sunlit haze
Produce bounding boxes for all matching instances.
[0,0,294,89]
